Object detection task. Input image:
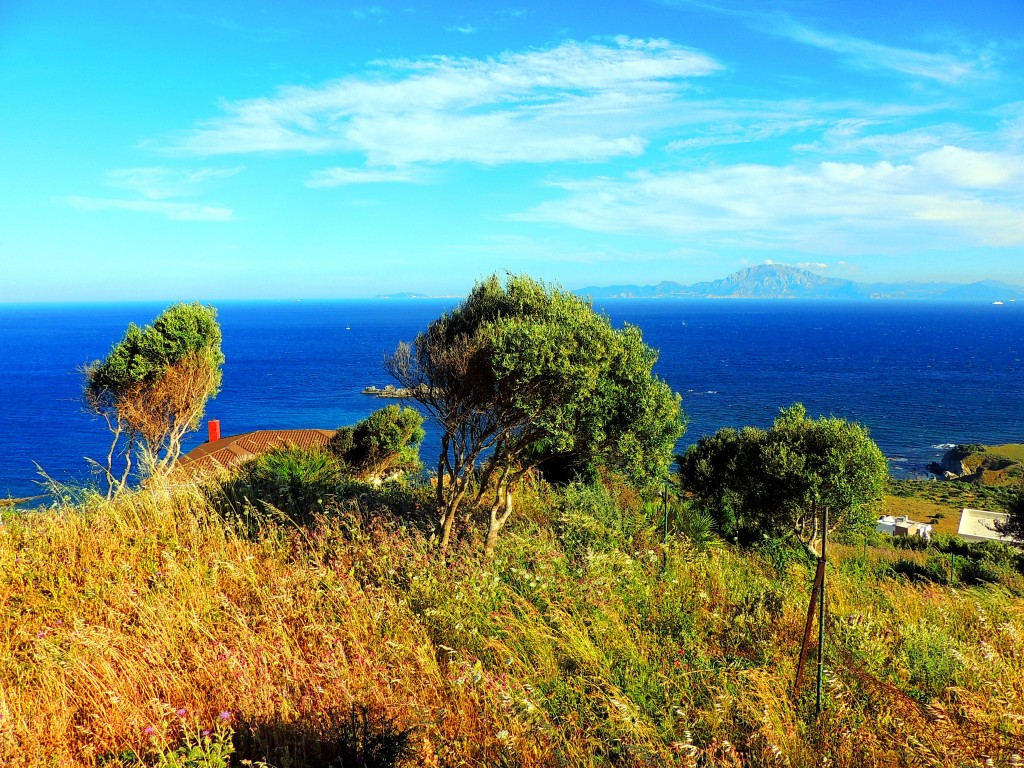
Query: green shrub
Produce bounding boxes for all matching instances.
[219,447,344,526]
[753,533,814,573]
[891,535,929,552]
[554,481,644,559]
[328,405,424,481]
[671,501,718,550]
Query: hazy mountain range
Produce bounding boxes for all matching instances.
[577,264,1024,301]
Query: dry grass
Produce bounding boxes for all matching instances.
[2,480,1023,767]
[883,495,961,535]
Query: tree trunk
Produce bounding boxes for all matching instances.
[483,487,514,560]
[439,484,467,551]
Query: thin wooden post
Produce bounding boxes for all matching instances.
[793,557,825,695]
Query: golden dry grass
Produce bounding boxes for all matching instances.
[2,480,1023,767]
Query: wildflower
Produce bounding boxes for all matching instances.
[143,725,155,736]
[176,707,187,717]
[202,729,211,737]
[218,710,232,722]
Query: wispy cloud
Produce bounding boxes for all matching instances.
[305,167,428,186]
[162,38,722,167]
[663,2,995,84]
[446,24,477,35]
[66,196,234,221]
[770,17,991,84]
[105,166,244,199]
[517,145,1024,252]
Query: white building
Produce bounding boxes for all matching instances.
[957,508,1017,544]
[876,515,933,541]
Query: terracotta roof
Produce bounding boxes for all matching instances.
[177,429,336,476]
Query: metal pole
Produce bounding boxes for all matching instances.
[816,504,828,716]
[663,482,669,545]
[662,482,669,574]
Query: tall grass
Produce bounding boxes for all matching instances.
[1,476,1022,766]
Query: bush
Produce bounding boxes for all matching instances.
[753,533,814,573]
[219,447,345,527]
[671,501,718,550]
[328,405,424,482]
[554,481,643,560]
[891,535,929,552]
[887,557,947,584]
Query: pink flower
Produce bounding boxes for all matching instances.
[218,710,232,722]
[176,707,187,717]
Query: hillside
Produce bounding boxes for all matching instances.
[2,476,1023,767]
[929,443,1024,485]
[578,264,1024,301]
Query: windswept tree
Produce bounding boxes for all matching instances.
[677,404,887,550]
[387,273,683,558]
[85,302,224,494]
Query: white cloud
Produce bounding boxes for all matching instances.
[105,166,244,199]
[164,38,722,166]
[915,145,1024,188]
[517,145,1024,252]
[66,196,234,221]
[772,18,989,84]
[305,167,428,186]
[446,24,477,34]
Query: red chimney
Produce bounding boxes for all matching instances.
[208,420,221,443]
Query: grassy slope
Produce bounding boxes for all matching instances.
[2,483,1023,767]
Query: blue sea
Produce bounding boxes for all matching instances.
[1,299,1022,501]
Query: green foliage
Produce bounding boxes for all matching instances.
[328,405,424,480]
[677,404,887,547]
[221,447,344,526]
[85,303,224,488]
[949,443,988,461]
[105,724,235,768]
[553,481,644,559]
[87,303,223,396]
[886,477,1019,512]
[388,272,683,555]
[995,482,1024,545]
[670,501,718,551]
[151,725,234,768]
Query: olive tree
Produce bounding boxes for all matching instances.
[85,302,224,494]
[387,273,683,558]
[677,404,887,550]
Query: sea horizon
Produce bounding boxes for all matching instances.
[2,298,1022,501]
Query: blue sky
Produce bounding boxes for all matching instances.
[1,0,1022,301]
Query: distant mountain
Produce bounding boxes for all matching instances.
[577,265,1024,301]
[375,292,452,299]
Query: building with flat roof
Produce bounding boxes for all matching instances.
[957,508,1017,544]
